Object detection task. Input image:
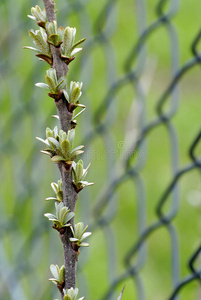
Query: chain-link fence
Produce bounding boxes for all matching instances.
[1,0,201,299]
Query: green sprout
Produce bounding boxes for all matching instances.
[36,126,59,157]
[63,287,84,300]
[24,28,52,65]
[46,21,63,47]
[44,202,75,232]
[72,160,94,193]
[28,5,47,28]
[46,179,63,202]
[64,81,82,104]
[36,127,84,170]
[49,129,84,166]
[70,222,92,252]
[25,11,86,67]
[35,68,67,100]
[63,81,86,120]
[61,27,86,64]
[49,264,65,288]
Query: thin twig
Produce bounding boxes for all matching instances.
[117,285,126,300]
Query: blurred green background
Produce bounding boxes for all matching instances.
[1,0,201,299]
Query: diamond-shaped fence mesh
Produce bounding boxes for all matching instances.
[1,0,201,299]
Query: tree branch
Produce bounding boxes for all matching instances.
[43,0,78,291]
[43,0,55,22]
[43,0,72,133]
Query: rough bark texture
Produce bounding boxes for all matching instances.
[43,0,78,291]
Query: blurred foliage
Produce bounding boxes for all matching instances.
[1,0,201,299]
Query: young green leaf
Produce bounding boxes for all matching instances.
[70,222,91,249]
[44,202,75,230]
[29,29,50,56]
[63,288,85,300]
[61,139,71,158]
[49,264,65,286]
[35,82,49,89]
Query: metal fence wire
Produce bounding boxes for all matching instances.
[1,0,201,299]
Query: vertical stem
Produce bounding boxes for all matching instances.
[43,0,78,290]
[43,0,71,133]
[60,167,78,288]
